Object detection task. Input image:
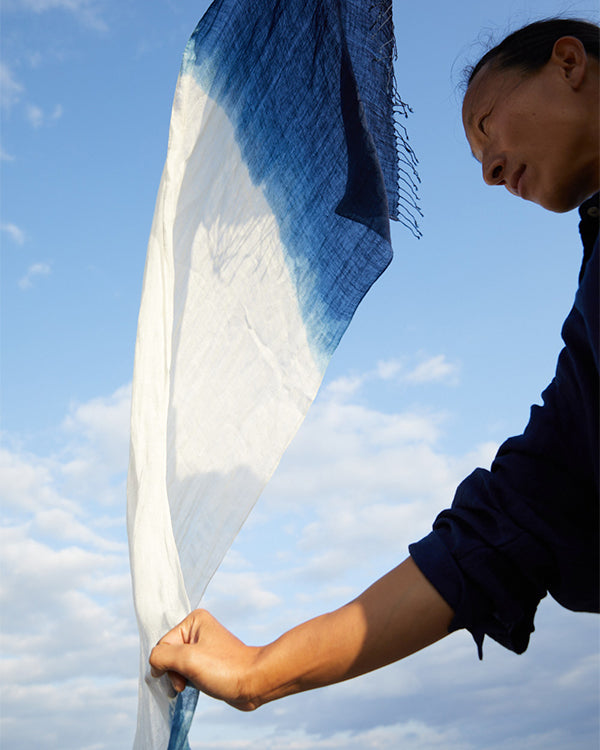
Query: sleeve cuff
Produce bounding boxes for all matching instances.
[410,533,490,660]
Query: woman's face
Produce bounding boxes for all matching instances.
[462,44,598,213]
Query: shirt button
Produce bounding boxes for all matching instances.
[587,206,600,218]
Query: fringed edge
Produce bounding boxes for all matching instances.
[369,0,422,238]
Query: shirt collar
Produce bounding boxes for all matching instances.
[578,192,599,281]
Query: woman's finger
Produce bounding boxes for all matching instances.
[168,670,188,693]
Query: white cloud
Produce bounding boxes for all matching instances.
[324,373,366,397]
[203,570,282,622]
[18,261,51,289]
[0,145,15,161]
[26,102,44,127]
[0,445,76,514]
[0,62,23,110]
[404,354,460,385]
[0,384,137,749]
[324,353,460,401]
[60,384,131,505]
[1,221,26,245]
[239,392,484,615]
[25,101,63,128]
[4,0,107,31]
[555,652,599,689]
[0,678,137,749]
[188,721,471,750]
[375,358,403,380]
[32,507,125,551]
[262,396,457,516]
[62,384,131,458]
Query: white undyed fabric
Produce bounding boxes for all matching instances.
[127,72,323,749]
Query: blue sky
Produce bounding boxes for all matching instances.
[1,1,599,748]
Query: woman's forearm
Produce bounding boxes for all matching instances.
[249,556,454,705]
[150,556,454,710]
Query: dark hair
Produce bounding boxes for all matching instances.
[466,18,599,86]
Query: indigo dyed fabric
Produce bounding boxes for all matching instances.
[127,1,419,746]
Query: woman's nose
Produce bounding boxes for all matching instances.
[482,156,505,186]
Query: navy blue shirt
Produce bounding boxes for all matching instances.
[410,194,599,657]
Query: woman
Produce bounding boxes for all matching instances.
[150,19,599,709]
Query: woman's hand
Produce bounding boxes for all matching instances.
[149,609,263,711]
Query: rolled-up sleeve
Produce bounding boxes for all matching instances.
[410,232,599,657]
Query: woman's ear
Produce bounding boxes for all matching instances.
[551,36,588,90]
